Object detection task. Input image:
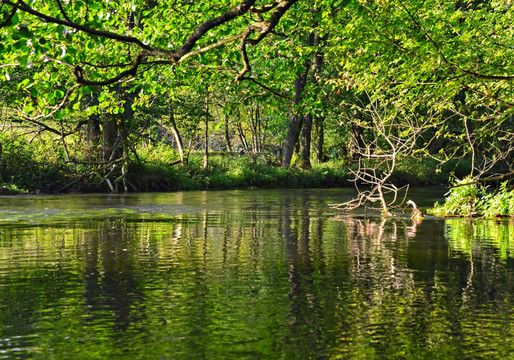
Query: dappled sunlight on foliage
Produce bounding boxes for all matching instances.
[434,178,514,218]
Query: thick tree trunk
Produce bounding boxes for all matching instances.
[300,114,313,168]
[300,33,323,168]
[294,116,304,156]
[282,115,300,167]
[282,60,310,168]
[315,116,325,162]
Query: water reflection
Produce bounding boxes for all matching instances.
[445,218,514,262]
[0,189,513,359]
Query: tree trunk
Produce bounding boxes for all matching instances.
[249,106,257,153]
[255,102,263,152]
[85,92,101,157]
[102,115,119,162]
[87,115,101,146]
[224,113,232,152]
[300,114,313,168]
[282,59,310,168]
[315,116,325,162]
[300,33,323,168]
[120,89,136,193]
[236,121,248,151]
[202,84,209,170]
[294,115,304,156]
[350,111,366,161]
[168,103,184,163]
[455,89,475,175]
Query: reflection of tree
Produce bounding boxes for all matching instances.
[445,219,514,263]
[1,194,514,358]
[180,210,210,357]
[280,192,330,358]
[343,217,415,291]
[82,219,145,332]
[324,216,514,358]
[444,218,514,309]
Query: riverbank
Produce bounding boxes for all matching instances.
[1,144,471,194]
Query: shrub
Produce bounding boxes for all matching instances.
[433,178,514,218]
[432,177,487,217]
[481,182,514,218]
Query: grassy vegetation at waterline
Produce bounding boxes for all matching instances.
[0,135,347,193]
[0,135,471,194]
[432,178,514,218]
[4,136,514,219]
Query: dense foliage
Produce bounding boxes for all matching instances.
[433,178,514,218]
[0,0,512,211]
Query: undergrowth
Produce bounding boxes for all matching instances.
[0,133,478,195]
[129,145,351,192]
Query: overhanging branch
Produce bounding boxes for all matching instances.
[4,0,153,50]
[0,5,16,28]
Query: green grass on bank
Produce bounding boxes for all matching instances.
[0,135,472,194]
[128,152,351,192]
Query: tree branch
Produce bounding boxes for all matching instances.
[247,0,299,46]
[459,68,514,81]
[0,5,16,28]
[22,84,81,121]
[170,0,257,60]
[462,84,514,108]
[249,2,281,13]
[4,0,268,85]
[239,76,289,99]
[178,32,247,63]
[4,0,153,50]
[54,0,72,23]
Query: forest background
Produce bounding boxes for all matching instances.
[0,0,512,213]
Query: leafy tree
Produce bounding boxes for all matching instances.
[330,0,513,176]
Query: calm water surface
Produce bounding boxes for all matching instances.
[0,188,513,359]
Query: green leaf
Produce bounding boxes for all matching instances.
[17,78,31,89]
